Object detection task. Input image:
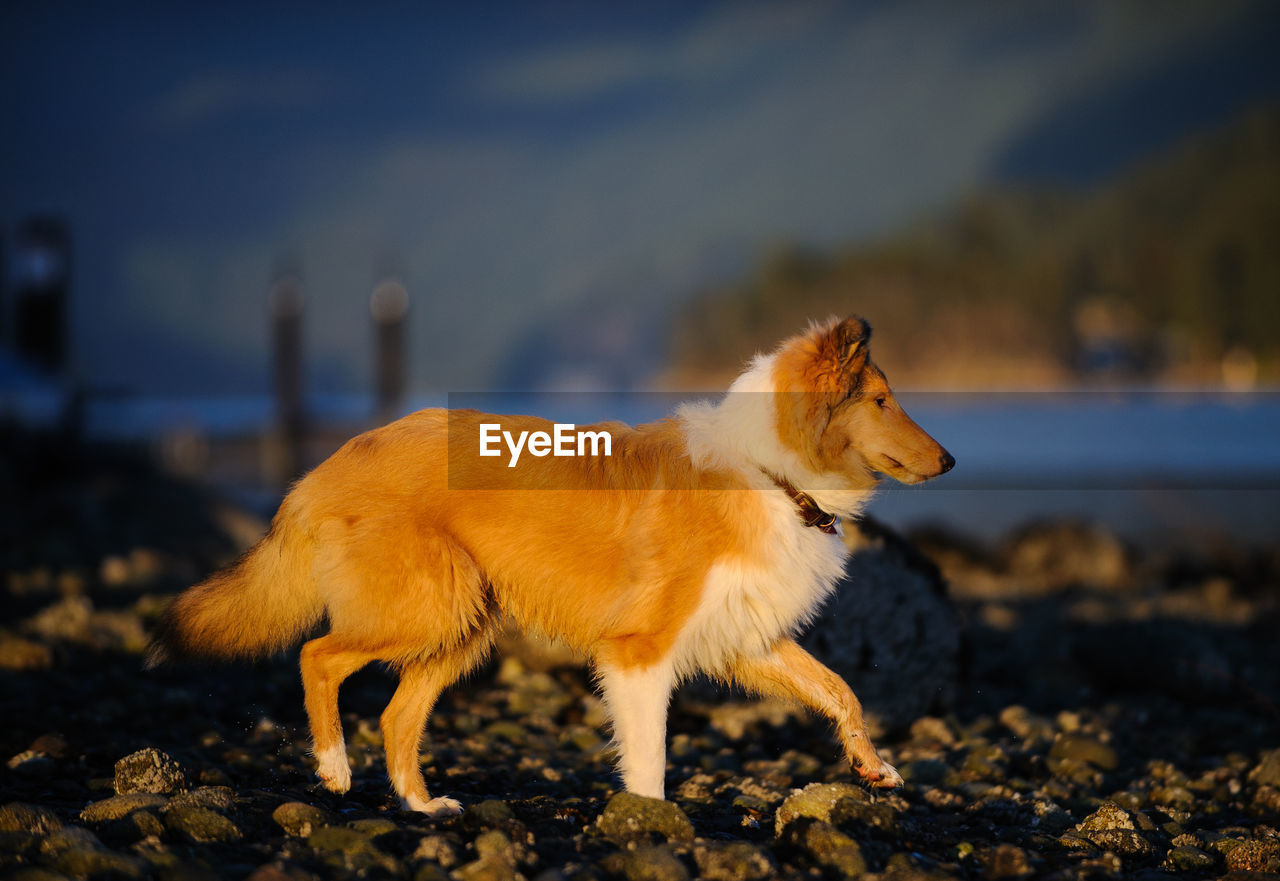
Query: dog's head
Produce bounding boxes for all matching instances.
[772,315,954,487]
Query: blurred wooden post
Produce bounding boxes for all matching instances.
[12,216,71,376]
[269,275,305,486]
[0,227,7,347]
[370,278,408,426]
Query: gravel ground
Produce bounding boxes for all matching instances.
[2,429,1279,880]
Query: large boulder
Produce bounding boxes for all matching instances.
[800,516,960,731]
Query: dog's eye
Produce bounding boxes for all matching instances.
[874,396,887,409]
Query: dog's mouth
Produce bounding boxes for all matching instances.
[871,453,926,485]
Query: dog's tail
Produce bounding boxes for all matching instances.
[146,502,323,668]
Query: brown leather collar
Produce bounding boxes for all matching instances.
[765,472,839,534]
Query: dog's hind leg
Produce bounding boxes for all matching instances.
[596,657,676,799]
[300,635,380,793]
[728,638,902,788]
[381,632,493,817]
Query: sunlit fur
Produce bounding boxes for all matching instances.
[148,315,952,813]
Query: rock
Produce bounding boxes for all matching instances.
[307,825,400,874]
[347,818,399,838]
[1255,785,1280,814]
[979,844,1036,879]
[773,782,868,835]
[164,805,241,843]
[1249,749,1280,788]
[113,748,186,795]
[272,802,333,837]
[412,865,451,881]
[463,799,516,829]
[1165,845,1218,872]
[52,847,148,879]
[412,834,462,869]
[168,786,235,813]
[900,759,950,785]
[0,633,53,670]
[1072,803,1158,858]
[453,858,519,881]
[619,845,689,881]
[597,793,694,843]
[246,863,322,881]
[999,705,1055,746]
[1085,829,1155,858]
[24,596,93,642]
[781,819,867,876]
[40,826,147,879]
[474,830,515,865]
[28,733,69,759]
[800,517,960,729]
[507,671,574,718]
[102,810,165,843]
[1049,734,1119,772]
[0,802,63,834]
[1226,840,1280,873]
[1070,804,1162,855]
[1002,521,1131,591]
[1076,802,1136,833]
[80,793,168,823]
[692,842,775,881]
[909,716,958,746]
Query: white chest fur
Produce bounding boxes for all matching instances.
[670,493,849,677]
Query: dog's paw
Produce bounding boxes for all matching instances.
[858,758,904,790]
[404,795,463,818]
[315,746,352,794]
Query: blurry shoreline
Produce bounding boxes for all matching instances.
[5,386,1277,555]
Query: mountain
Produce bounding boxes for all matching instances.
[667,105,1280,389]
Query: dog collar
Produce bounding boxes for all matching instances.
[765,472,839,535]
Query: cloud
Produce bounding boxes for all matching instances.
[150,68,338,129]
[470,2,842,104]
[115,1,1273,393]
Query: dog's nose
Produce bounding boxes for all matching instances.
[939,451,955,473]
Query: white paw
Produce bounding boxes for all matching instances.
[403,795,463,818]
[315,746,351,794]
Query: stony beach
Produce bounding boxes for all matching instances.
[2,428,1279,880]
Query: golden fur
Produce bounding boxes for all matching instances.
[149,315,953,815]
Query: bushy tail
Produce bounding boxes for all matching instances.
[146,508,323,667]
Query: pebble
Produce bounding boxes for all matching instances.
[597,792,694,843]
[164,805,242,843]
[79,793,168,823]
[5,454,1279,881]
[979,843,1036,879]
[619,844,689,881]
[1249,748,1280,788]
[1048,733,1119,772]
[1225,839,1280,873]
[0,633,53,671]
[1164,845,1218,872]
[271,802,333,837]
[113,748,186,795]
[0,802,63,835]
[691,841,775,881]
[772,782,868,834]
[780,818,867,876]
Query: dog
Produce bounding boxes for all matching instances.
[147,315,953,817]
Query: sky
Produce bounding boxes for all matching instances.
[3,1,1279,395]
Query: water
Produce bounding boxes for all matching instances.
[10,383,1279,546]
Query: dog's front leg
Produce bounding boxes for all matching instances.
[729,638,902,788]
[596,659,676,799]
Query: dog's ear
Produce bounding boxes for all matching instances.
[832,315,871,372]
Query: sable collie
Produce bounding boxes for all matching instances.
[148,316,953,817]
